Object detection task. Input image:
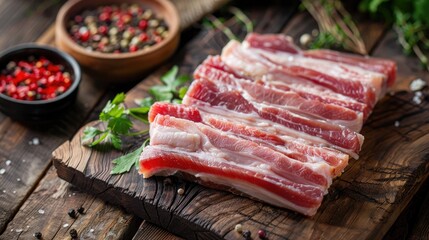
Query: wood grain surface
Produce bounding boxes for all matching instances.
[51,3,429,240]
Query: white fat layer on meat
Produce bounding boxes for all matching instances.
[150,115,333,187]
[184,96,361,159]
[151,127,201,152]
[222,41,275,79]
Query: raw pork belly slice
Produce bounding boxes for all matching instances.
[183,79,364,157]
[304,49,396,88]
[222,40,384,107]
[141,114,329,215]
[199,56,372,120]
[245,32,396,88]
[139,33,397,216]
[149,102,349,177]
[195,63,364,131]
[141,146,324,216]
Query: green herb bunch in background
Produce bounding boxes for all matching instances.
[359,0,429,69]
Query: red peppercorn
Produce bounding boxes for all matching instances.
[129,45,138,52]
[258,229,266,239]
[139,33,148,42]
[98,25,108,35]
[0,57,72,101]
[99,12,111,22]
[138,19,148,30]
[74,15,83,23]
[80,30,90,42]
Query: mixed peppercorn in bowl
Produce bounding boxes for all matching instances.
[55,0,180,82]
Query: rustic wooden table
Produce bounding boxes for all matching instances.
[0,0,428,239]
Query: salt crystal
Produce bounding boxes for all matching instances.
[410,78,427,91]
[0,168,5,174]
[72,193,76,196]
[5,160,11,166]
[394,121,400,127]
[68,194,71,197]
[2,190,6,193]
[32,138,40,145]
[38,209,45,214]
[90,229,95,233]
[15,229,23,233]
[416,91,423,97]
[413,95,423,105]
[17,178,21,182]
[22,159,26,163]
[63,223,69,228]
[26,225,29,228]
[13,191,16,194]
[11,229,13,232]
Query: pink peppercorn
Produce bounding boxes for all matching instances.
[0,57,72,101]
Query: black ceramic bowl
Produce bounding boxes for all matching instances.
[0,44,81,122]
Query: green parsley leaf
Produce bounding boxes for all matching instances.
[178,86,189,99]
[172,75,191,88]
[109,132,122,150]
[111,142,146,174]
[82,127,104,144]
[89,131,109,147]
[107,116,133,135]
[135,97,154,107]
[149,87,174,102]
[100,101,124,121]
[161,65,178,87]
[112,92,126,104]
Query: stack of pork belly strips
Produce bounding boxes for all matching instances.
[139,33,397,216]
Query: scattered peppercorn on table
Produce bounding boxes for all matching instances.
[1,0,429,239]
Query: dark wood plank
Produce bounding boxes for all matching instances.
[408,189,429,239]
[132,221,183,240]
[0,0,65,49]
[1,167,140,239]
[382,177,429,240]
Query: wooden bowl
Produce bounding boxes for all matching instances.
[55,0,180,83]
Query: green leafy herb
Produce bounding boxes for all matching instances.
[359,0,429,69]
[302,0,367,54]
[111,139,150,175]
[82,66,191,174]
[82,92,143,150]
[148,66,191,102]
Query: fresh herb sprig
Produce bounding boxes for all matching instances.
[359,0,429,70]
[81,93,150,150]
[81,66,191,174]
[302,0,367,54]
[202,7,254,42]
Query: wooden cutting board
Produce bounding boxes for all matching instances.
[52,3,429,240]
